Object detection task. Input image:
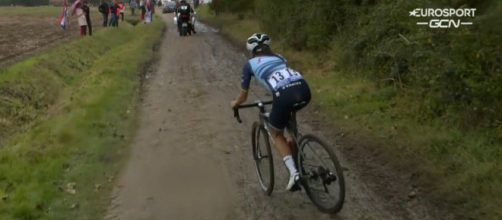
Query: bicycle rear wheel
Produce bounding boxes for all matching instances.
[251,122,274,195]
[298,134,345,213]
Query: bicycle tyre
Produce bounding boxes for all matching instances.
[251,122,274,195]
[298,134,345,213]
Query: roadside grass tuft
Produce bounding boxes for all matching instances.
[0,19,164,219]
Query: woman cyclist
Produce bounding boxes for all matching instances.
[231,33,311,191]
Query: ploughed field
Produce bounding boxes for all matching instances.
[0,6,104,67]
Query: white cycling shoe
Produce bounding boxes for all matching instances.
[286,172,301,191]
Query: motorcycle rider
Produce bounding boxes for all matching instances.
[176,0,196,35]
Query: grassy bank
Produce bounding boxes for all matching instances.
[0,19,164,219]
[0,6,60,16]
[197,6,501,220]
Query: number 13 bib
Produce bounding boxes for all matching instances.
[267,68,303,89]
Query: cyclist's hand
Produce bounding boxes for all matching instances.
[230,100,239,109]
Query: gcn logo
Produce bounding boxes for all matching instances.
[419,19,465,28]
[409,8,475,28]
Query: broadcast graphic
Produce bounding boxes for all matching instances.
[409,8,477,28]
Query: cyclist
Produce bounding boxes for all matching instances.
[176,0,195,34]
[231,33,311,191]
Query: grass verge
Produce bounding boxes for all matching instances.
[0,6,60,17]
[197,6,501,220]
[0,19,164,219]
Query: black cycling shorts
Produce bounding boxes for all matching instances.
[269,79,311,131]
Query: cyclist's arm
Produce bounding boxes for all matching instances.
[231,90,248,108]
[231,63,252,108]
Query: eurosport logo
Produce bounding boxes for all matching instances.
[409,8,476,28]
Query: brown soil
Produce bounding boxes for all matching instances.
[105,14,450,220]
[0,13,102,68]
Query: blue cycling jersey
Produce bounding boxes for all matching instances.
[241,55,303,92]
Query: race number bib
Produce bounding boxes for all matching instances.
[267,68,302,89]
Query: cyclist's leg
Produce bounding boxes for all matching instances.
[285,80,312,149]
[271,80,311,161]
[269,127,299,191]
[269,93,300,191]
[269,129,291,156]
[273,81,311,157]
[285,114,297,148]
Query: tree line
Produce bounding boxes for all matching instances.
[210,0,501,129]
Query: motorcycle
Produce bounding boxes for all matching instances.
[175,12,196,36]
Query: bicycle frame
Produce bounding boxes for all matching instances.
[234,100,346,213]
[234,100,299,139]
[234,100,301,158]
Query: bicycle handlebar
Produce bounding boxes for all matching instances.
[233,100,273,123]
[233,108,243,123]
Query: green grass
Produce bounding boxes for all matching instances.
[0,6,61,17]
[308,71,502,220]
[198,6,502,220]
[0,19,164,219]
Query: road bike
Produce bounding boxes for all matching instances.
[233,100,345,213]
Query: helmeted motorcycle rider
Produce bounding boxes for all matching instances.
[176,0,196,35]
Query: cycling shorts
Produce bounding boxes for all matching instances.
[269,79,311,131]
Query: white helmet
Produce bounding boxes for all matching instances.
[246,33,271,52]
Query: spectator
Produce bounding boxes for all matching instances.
[130,0,137,15]
[75,3,88,36]
[139,0,145,20]
[109,1,119,27]
[150,0,155,15]
[98,0,110,27]
[144,0,153,23]
[82,1,92,35]
[118,1,125,22]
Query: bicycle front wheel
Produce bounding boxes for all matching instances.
[251,122,274,195]
[298,134,345,213]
